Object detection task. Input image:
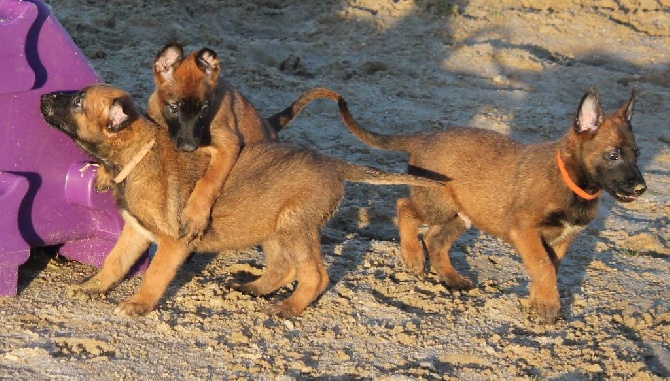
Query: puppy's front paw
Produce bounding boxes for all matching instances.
[529,290,561,324]
[180,201,210,241]
[94,166,113,192]
[114,298,155,317]
[401,252,425,277]
[66,279,106,300]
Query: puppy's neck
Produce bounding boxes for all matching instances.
[556,139,601,199]
[113,138,156,184]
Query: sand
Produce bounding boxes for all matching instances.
[1,0,669,379]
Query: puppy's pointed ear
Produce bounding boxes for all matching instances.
[154,42,184,82]
[195,48,221,79]
[108,95,139,133]
[574,86,603,134]
[617,88,636,125]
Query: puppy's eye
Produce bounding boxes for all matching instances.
[73,95,83,109]
[165,103,179,115]
[607,149,619,161]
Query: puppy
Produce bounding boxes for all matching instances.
[145,42,346,240]
[40,84,443,317]
[334,87,646,323]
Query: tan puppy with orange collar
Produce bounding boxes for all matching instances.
[335,87,646,323]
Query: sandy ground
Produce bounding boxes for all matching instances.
[1,0,669,379]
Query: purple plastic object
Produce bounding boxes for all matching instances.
[0,0,146,296]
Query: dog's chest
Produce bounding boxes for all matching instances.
[121,210,156,242]
[540,202,598,246]
[116,181,180,238]
[544,222,586,246]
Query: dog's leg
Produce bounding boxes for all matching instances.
[423,220,473,290]
[115,236,190,316]
[265,230,328,317]
[396,197,425,276]
[509,225,560,323]
[231,238,297,296]
[546,236,577,272]
[180,129,240,241]
[94,165,114,192]
[67,223,151,300]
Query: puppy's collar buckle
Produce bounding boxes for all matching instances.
[114,139,156,184]
[556,151,601,201]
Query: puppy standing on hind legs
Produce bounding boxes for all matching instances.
[336,87,647,323]
[40,84,444,318]
[147,42,349,240]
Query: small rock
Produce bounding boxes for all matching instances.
[583,363,603,373]
[283,320,295,330]
[359,61,388,75]
[336,350,350,361]
[391,272,411,282]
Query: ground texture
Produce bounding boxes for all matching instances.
[1,0,669,379]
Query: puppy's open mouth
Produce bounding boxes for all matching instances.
[614,193,638,203]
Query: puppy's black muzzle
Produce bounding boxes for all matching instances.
[40,91,78,135]
[611,171,647,203]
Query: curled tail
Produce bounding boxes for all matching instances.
[266,88,341,133]
[267,88,417,154]
[334,161,448,188]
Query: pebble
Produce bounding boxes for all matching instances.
[283,320,295,330]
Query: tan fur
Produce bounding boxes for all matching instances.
[333,88,646,323]
[142,43,348,241]
[41,84,443,317]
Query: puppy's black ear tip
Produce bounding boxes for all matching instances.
[165,41,183,50]
[585,86,600,98]
[156,41,184,59]
[199,47,217,58]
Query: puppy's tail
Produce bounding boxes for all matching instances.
[335,97,417,153]
[267,88,341,133]
[335,161,447,188]
[267,89,419,154]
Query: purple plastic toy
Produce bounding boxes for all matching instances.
[0,0,145,296]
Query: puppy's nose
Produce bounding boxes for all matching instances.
[176,139,198,152]
[634,182,647,196]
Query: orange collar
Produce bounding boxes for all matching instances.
[556,151,601,201]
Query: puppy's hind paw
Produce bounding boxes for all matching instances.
[227,281,258,296]
[442,272,474,291]
[264,301,302,318]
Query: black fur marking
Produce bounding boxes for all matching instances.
[164,95,214,151]
[541,203,595,228]
[407,164,451,182]
[155,41,184,61]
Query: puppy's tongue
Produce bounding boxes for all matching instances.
[617,193,637,201]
